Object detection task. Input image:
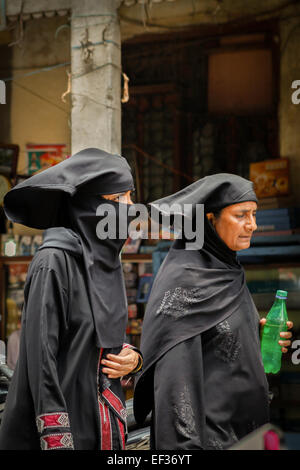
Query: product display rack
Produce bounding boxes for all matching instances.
[0,256,32,340]
[0,254,152,342]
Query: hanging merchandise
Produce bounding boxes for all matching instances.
[250,158,290,199]
[26,144,66,175]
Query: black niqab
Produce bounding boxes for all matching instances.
[66,192,134,347]
[4,148,135,348]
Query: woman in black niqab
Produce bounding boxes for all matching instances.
[0,148,142,450]
[134,173,273,450]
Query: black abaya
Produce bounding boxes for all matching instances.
[0,149,138,450]
[134,174,270,450]
[0,228,130,450]
[151,296,269,450]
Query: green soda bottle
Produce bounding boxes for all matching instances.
[261,290,288,374]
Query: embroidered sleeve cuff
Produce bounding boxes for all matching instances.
[36,412,74,450]
[40,432,74,450]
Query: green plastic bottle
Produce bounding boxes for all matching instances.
[261,290,288,374]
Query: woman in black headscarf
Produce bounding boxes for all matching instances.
[0,148,143,450]
[133,173,293,450]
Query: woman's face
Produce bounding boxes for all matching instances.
[207,201,257,251]
[102,190,134,205]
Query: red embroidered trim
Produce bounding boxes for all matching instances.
[40,433,74,450]
[97,348,128,450]
[97,348,113,450]
[122,343,131,349]
[98,401,112,450]
[102,388,127,422]
[36,412,70,433]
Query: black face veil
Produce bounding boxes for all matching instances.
[4,148,135,348]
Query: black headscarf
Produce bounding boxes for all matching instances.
[150,172,258,220]
[134,173,258,423]
[4,148,135,348]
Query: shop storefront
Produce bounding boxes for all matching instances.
[0,0,300,447]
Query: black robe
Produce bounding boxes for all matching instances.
[134,223,270,450]
[149,298,270,450]
[3,148,135,350]
[0,228,131,450]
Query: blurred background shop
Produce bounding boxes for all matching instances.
[1,0,300,448]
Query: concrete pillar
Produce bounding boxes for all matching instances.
[71,0,122,155]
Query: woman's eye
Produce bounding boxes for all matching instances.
[114,194,127,203]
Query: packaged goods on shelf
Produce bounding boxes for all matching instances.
[136,274,153,303]
[126,288,138,304]
[124,271,138,288]
[128,304,138,319]
[258,195,295,210]
[255,207,300,232]
[122,237,141,254]
[250,158,289,199]
[138,262,152,276]
[1,234,43,256]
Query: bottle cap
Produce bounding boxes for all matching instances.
[276,290,288,299]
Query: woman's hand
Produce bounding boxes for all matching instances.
[260,318,293,353]
[101,348,140,379]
